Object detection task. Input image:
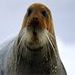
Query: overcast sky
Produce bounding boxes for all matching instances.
[0,0,75,75]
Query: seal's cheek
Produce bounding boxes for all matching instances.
[39,17,52,33]
[42,16,54,35]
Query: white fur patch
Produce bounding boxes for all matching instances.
[19,28,49,49]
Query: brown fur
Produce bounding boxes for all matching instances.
[22,3,54,34]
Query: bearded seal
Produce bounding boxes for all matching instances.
[0,3,67,75]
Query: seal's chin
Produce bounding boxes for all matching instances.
[25,37,44,52]
[26,45,43,52]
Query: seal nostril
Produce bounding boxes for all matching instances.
[33,30,37,36]
[33,17,38,21]
[30,17,39,28]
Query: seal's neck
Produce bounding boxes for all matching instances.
[15,46,58,75]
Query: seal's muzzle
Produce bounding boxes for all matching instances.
[29,17,41,35]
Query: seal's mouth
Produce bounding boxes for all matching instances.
[27,45,43,52]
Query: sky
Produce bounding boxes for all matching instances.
[0,0,75,75]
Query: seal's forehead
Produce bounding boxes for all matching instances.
[28,3,50,13]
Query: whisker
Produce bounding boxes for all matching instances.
[15,31,26,65]
[49,33,55,39]
[45,33,55,52]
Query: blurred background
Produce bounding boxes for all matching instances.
[0,0,75,75]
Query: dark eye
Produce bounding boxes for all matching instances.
[27,8,32,17]
[42,11,48,18]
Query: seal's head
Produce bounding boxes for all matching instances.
[22,3,53,32]
[17,3,56,57]
[20,4,54,50]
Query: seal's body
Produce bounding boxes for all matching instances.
[0,3,67,75]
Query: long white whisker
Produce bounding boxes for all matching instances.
[44,30,59,57]
[44,30,55,51]
[15,30,26,65]
[45,32,55,52]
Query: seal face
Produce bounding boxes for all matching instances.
[20,3,54,52]
[0,3,67,75]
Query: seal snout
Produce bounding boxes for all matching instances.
[30,17,40,29]
[28,16,41,36]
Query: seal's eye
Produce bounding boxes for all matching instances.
[27,8,32,17]
[42,11,48,18]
